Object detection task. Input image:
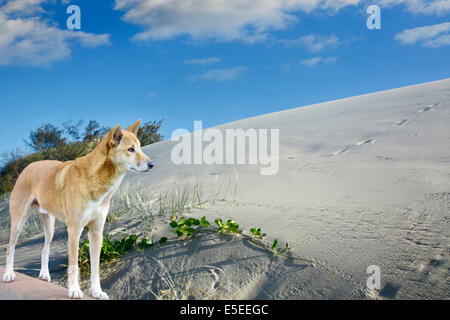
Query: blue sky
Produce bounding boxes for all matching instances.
[1,0,449,157]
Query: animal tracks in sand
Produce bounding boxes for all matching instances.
[328,101,444,157]
[392,102,442,128]
[393,119,410,127]
[329,139,376,156]
[419,102,441,113]
[326,101,444,158]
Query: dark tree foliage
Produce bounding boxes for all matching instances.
[83,120,110,142]
[0,152,45,194]
[26,123,66,152]
[43,141,97,162]
[137,119,164,147]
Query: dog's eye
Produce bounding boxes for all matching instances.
[128,147,135,153]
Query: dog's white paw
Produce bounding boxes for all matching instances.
[68,288,84,299]
[39,271,51,282]
[2,271,16,282]
[91,288,109,300]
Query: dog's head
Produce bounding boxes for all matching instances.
[106,120,154,172]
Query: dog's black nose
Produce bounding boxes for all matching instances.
[147,161,155,169]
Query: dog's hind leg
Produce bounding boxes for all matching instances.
[37,212,55,282]
[2,192,32,283]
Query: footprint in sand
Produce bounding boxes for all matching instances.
[419,106,433,113]
[329,139,376,156]
[419,102,442,113]
[416,254,448,288]
[393,119,410,126]
[392,101,443,128]
[356,139,376,146]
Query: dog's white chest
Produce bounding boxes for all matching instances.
[84,198,110,223]
[82,175,124,224]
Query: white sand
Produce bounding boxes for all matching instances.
[1,78,449,299]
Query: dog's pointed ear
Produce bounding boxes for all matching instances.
[126,119,141,136]
[111,124,123,146]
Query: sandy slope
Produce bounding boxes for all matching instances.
[1,79,449,299]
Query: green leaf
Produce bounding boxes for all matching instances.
[169,221,178,228]
[200,216,210,228]
[272,239,279,251]
[250,227,262,238]
[215,218,223,228]
[138,238,154,248]
[184,218,200,227]
[159,237,167,245]
[128,234,138,243]
[225,220,239,233]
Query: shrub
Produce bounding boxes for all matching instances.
[26,123,66,152]
[137,120,164,146]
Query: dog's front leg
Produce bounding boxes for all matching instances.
[88,218,109,300]
[67,225,84,299]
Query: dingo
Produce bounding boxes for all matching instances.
[2,120,154,299]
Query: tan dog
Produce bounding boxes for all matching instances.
[2,120,153,299]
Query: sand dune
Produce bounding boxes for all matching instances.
[1,79,449,299]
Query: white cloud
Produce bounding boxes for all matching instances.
[184,57,221,65]
[300,57,322,67]
[280,34,340,52]
[190,66,247,82]
[114,0,361,43]
[300,56,338,67]
[0,1,110,66]
[395,22,450,48]
[376,0,450,15]
[1,0,46,16]
[425,33,450,47]
[113,1,450,44]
